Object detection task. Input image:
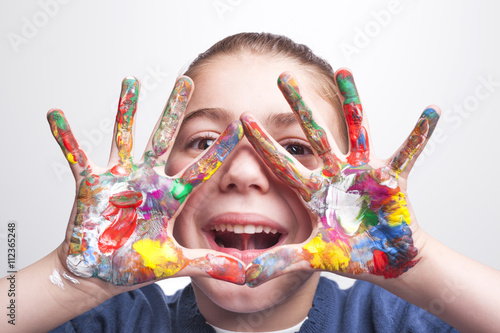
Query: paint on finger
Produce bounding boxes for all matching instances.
[278,73,332,155]
[335,70,369,166]
[180,121,243,190]
[48,110,88,168]
[115,77,139,170]
[152,78,192,157]
[242,115,320,201]
[389,108,440,175]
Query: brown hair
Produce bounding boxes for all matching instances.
[184,32,348,152]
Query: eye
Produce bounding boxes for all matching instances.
[285,144,307,155]
[280,139,318,169]
[185,132,219,151]
[281,140,313,156]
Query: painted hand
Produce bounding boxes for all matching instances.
[48,76,245,285]
[242,70,439,286]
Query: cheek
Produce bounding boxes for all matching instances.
[165,155,188,177]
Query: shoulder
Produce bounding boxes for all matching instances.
[302,277,458,332]
[50,283,212,333]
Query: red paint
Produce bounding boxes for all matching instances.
[205,254,245,284]
[344,103,369,166]
[98,191,143,254]
[372,249,388,275]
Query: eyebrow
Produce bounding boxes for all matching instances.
[266,112,299,128]
[182,107,234,125]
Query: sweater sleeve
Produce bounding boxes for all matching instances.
[49,283,215,333]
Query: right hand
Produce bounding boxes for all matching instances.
[48,76,245,286]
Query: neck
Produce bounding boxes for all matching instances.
[192,272,320,332]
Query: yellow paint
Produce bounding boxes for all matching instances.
[67,152,77,164]
[303,234,351,271]
[133,239,186,278]
[386,193,410,226]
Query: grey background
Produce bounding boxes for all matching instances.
[1,0,499,292]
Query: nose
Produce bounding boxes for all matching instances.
[218,138,270,194]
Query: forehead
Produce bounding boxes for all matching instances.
[186,54,332,124]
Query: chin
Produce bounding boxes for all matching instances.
[191,270,317,314]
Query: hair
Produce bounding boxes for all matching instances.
[184,32,348,152]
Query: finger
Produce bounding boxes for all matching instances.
[172,120,244,204]
[241,113,322,202]
[245,245,312,287]
[144,76,193,163]
[247,228,353,286]
[108,76,140,172]
[335,68,370,166]
[389,106,440,175]
[47,109,91,176]
[277,72,335,160]
[187,252,246,285]
[132,237,246,284]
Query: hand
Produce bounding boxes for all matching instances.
[241,70,440,286]
[48,76,245,286]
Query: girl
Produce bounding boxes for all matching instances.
[2,33,499,332]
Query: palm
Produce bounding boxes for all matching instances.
[49,77,245,285]
[242,70,439,286]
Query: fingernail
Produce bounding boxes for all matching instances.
[245,264,262,285]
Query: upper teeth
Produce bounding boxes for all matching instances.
[211,224,278,234]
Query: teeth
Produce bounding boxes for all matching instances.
[233,225,244,234]
[244,225,256,234]
[211,224,280,235]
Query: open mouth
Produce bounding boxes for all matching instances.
[212,224,282,250]
[206,223,286,265]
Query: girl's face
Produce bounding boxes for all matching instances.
[167,54,340,316]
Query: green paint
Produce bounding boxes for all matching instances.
[171,180,193,204]
[336,74,361,105]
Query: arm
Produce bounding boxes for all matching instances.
[1,76,245,332]
[241,69,500,332]
[373,230,500,332]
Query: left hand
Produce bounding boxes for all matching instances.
[241,70,440,286]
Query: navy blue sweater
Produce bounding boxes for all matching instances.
[52,277,457,332]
